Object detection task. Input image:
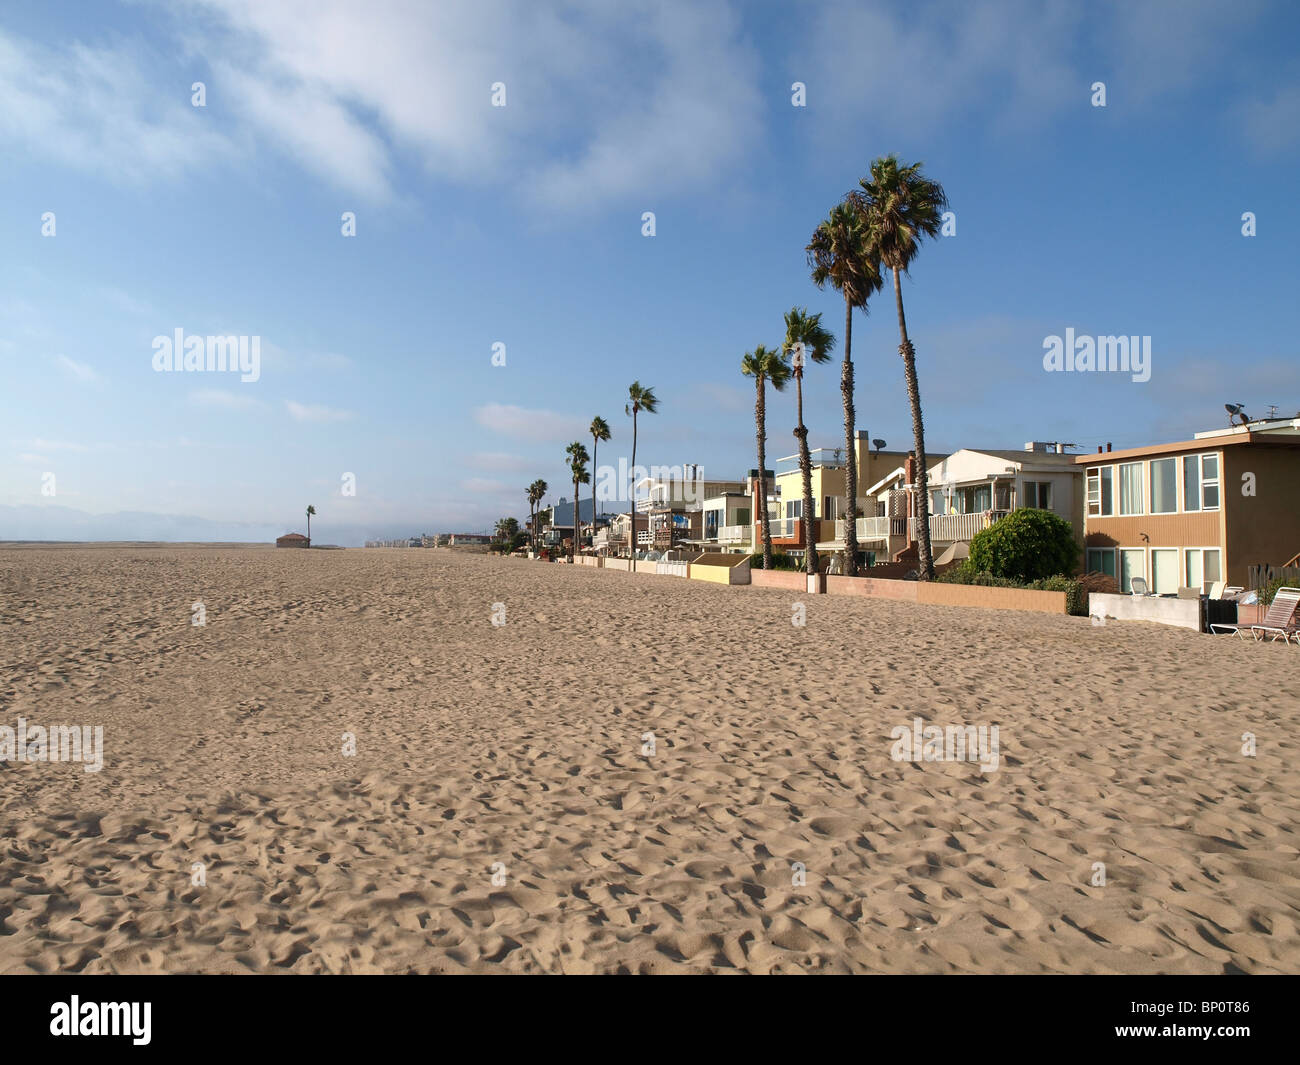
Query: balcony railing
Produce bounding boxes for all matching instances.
[834,517,893,543]
[913,510,1010,542]
[718,524,751,543]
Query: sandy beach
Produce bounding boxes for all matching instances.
[1,544,1297,974]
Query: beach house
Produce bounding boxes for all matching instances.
[622,468,749,554]
[787,440,1082,569]
[765,431,949,565]
[275,532,310,548]
[1075,414,1300,592]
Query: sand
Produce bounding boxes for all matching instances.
[0,544,1297,974]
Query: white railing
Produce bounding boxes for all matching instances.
[719,524,751,543]
[835,517,892,542]
[916,510,1010,542]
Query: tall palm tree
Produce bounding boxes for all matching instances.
[851,155,949,580]
[565,441,590,562]
[740,344,790,569]
[527,478,547,553]
[589,416,611,551]
[624,382,658,555]
[806,202,883,577]
[305,504,316,543]
[782,308,836,576]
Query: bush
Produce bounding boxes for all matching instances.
[1262,577,1300,605]
[1028,574,1086,615]
[749,551,800,571]
[967,508,1080,582]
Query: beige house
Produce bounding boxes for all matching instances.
[1076,416,1300,591]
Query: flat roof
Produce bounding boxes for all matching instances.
[1071,432,1300,464]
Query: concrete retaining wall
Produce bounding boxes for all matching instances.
[656,561,689,577]
[603,557,631,572]
[750,570,806,591]
[1090,592,1202,631]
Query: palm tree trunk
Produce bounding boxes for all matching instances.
[894,266,934,580]
[572,486,579,562]
[756,378,772,569]
[629,413,638,559]
[841,294,859,577]
[796,372,817,575]
[591,438,599,555]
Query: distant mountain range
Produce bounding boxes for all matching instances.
[0,504,438,548]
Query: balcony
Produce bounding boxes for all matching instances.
[834,517,894,543]
[718,524,751,544]
[911,510,1010,542]
[775,448,847,476]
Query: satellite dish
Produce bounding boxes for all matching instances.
[1225,403,1249,426]
[872,438,886,457]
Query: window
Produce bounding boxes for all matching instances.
[823,496,838,521]
[1086,547,1115,577]
[1119,462,1143,515]
[1151,549,1179,595]
[1087,466,1114,517]
[785,500,802,519]
[1201,454,1220,510]
[1150,457,1177,514]
[735,508,750,527]
[1023,481,1052,509]
[1183,452,1220,511]
[1119,549,1145,594]
[1185,548,1221,593]
[704,510,720,538]
[929,489,946,515]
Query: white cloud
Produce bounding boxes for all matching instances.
[468,451,536,473]
[473,403,587,441]
[31,438,90,452]
[54,354,101,384]
[460,477,513,495]
[286,400,355,422]
[0,30,234,183]
[190,388,265,410]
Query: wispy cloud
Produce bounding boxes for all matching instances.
[473,402,586,441]
[190,388,265,410]
[286,400,355,423]
[54,354,101,385]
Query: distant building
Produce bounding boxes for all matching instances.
[276,532,310,548]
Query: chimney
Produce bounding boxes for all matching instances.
[1097,445,1103,453]
[1106,442,1112,452]
[903,451,917,484]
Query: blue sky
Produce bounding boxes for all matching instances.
[2,0,1298,543]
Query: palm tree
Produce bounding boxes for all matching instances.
[589,416,611,551]
[624,382,659,555]
[806,201,882,577]
[851,155,949,580]
[565,441,590,562]
[740,344,790,569]
[527,478,547,554]
[305,504,316,543]
[782,308,836,576]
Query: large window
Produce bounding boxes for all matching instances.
[1150,457,1177,514]
[1087,466,1114,517]
[1185,548,1221,593]
[1151,548,1179,595]
[1183,452,1220,511]
[1023,481,1052,509]
[929,489,946,515]
[1086,547,1116,577]
[823,496,838,521]
[1118,462,1143,515]
[1119,548,1145,594]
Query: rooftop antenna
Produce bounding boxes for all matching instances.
[1225,403,1249,427]
[1266,404,1279,419]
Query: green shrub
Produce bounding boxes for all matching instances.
[1262,577,1300,605]
[1028,574,1086,615]
[749,551,800,571]
[967,508,1079,582]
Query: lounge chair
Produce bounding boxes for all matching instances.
[1250,587,1300,643]
[1212,586,1300,641]
[1208,580,1226,599]
[1129,577,1150,595]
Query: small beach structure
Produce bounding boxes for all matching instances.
[276,532,310,548]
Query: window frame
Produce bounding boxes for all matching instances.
[1149,456,1178,514]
